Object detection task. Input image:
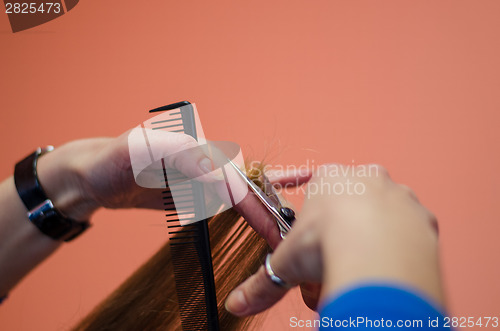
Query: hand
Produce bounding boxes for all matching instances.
[3,128,311,297]
[37,131,312,244]
[225,164,443,316]
[38,129,240,218]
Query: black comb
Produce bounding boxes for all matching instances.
[149,102,220,331]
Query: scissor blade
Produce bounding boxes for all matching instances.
[227,160,277,210]
[262,174,282,206]
[227,159,292,238]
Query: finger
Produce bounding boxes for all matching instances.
[144,129,217,181]
[266,168,312,187]
[233,193,282,249]
[226,225,321,316]
[231,168,310,248]
[225,263,292,317]
[127,128,220,188]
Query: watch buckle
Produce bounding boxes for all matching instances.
[28,199,55,222]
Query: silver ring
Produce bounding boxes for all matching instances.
[264,254,293,289]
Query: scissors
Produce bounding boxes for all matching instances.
[227,160,295,238]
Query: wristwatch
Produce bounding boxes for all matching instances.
[14,147,90,242]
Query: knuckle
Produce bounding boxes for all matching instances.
[428,212,438,224]
[368,164,388,177]
[426,210,439,231]
[173,134,199,151]
[109,141,134,174]
[398,184,418,199]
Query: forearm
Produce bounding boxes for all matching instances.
[0,141,101,296]
[0,176,60,296]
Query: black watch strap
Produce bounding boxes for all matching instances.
[14,147,90,242]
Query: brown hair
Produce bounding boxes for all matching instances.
[73,170,270,330]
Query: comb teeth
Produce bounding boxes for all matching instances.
[152,102,219,330]
[172,248,209,330]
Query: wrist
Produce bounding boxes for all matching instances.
[36,141,102,221]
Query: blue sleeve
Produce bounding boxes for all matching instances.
[0,294,7,304]
[319,285,451,330]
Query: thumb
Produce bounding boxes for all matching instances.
[127,128,221,188]
[225,223,322,316]
[224,255,293,317]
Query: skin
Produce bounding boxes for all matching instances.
[0,131,311,297]
[225,164,444,316]
[0,132,443,320]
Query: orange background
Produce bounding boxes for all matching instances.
[1,1,499,330]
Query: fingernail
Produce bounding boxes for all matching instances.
[225,290,248,315]
[199,158,213,174]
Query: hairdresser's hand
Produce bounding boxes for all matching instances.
[2,131,205,295]
[225,164,443,316]
[36,130,224,221]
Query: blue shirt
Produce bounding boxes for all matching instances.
[319,285,450,330]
